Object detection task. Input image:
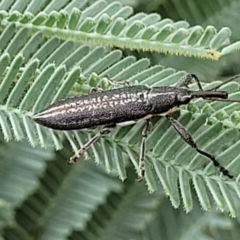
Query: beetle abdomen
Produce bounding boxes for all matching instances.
[33,86,153,130]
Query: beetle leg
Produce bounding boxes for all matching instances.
[176,74,203,90]
[68,127,112,164]
[106,75,134,88]
[166,115,233,179]
[138,119,152,180]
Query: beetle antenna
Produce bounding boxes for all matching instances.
[202,74,240,103]
[203,98,240,103]
[207,74,240,91]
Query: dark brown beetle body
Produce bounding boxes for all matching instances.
[33,85,227,130]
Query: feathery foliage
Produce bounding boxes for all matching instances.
[1,0,240,239]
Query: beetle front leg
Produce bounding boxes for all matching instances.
[68,127,113,164]
[176,74,203,90]
[166,115,233,178]
[138,119,152,180]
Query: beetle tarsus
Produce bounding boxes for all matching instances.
[91,87,102,93]
[138,162,145,181]
[68,148,86,164]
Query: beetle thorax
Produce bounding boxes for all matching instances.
[148,87,192,114]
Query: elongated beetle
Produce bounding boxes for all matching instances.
[33,74,240,179]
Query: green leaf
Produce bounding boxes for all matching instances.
[0,2,239,59]
[1,1,240,239]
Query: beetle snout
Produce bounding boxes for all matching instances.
[218,91,228,99]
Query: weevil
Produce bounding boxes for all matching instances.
[33,74,240,179]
